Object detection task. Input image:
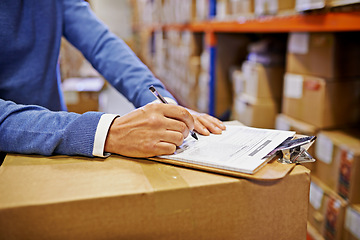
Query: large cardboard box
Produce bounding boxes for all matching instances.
[314,130,360,204]
[344,204,360,240]
[0,154,310,240]
[233,93,280,129]
[242,60,285,99]
[62,77,105,114]
[282,73,360,129]
[307,222,325,240]
[255,0,296,15]
[287,32,360,79]
[308,176,348,240]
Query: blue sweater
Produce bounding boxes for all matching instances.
[0,0,174,156]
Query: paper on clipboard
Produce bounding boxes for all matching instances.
[158,125,296,174]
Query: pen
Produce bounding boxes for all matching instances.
[149,85,198,140]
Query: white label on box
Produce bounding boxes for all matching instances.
[275,116,291,131]
[288,33,309,55]
[315,133,334,164]
[309,182,324,210]
[235,97,246,114]
[284,74,303,99]
[345,207,360,239]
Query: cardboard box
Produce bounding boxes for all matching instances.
[307,222,325,240]
[295,0,328,11]
[62,77,105,114]
[308,176,348,240]
[255,0,296,15]
[233,93,280,129]
[287,32,360,79]
[229,0,255,17]
[242,60,285,99]
[314,130,360,204]
[329,0,360,8]
[282,73,360,129]
[0,154,310,240]
[344,204,360,240]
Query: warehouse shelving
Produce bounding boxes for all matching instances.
[135,10,360,117]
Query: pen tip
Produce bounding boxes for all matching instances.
[149,86,155,92]
[192,132,198,140]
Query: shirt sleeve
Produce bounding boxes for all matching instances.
[92,113,119,157]
[0,99,103,157]
[62,0,177,108]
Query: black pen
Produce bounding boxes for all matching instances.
[149,85,198,140]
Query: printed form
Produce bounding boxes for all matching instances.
[159,125,295,174]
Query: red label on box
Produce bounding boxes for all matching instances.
[324,197,340,240]
[304,81,321,91]
[338,149,353,200]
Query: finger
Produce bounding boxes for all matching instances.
[160,130,185,147]
[196,115,224,134]
[161,105,195,131]
[194,118,210,136]
[163,118,189,138]
[153,141,177,156]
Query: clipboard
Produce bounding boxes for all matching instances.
[149,121,316,181]
[149,136,316,181]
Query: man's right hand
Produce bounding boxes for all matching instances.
[104,103,195,158]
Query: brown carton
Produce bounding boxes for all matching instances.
[282,73,360,128]
[0,154,310,240]
[242,60,285,99]
[61,77,105,114]
[287,32,360,79]
[255,0,296,15]
[344,204,360,240]
[308,176,348,240]
[233,93,280,129]
[314,130,360,204]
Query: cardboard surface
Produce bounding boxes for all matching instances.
[308,176,348,240]
[314,130,360,204]
[242,61,285,99]
[282,73,360,128]
[0,154,310,240]
[287,32,360,79]
[344,204,360,240]
[233,93,280,129]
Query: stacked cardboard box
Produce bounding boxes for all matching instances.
[216,0,255,20]
[61,77,105,114]
[344,204,360,240]
[283,32,360,239]
[254,0,296,16]
[232,37,286,128]
[283,32,360,129]
[308,176,348,240]
[151,30,202,110]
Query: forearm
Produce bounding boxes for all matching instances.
[0,99,102,156]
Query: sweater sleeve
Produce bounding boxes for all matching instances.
[61,0,176,108]
[0,99,103,157]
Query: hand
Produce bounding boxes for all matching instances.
[186,109,226,136]
[104,103,194,158]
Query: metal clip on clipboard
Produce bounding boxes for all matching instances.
[264,136,317,164]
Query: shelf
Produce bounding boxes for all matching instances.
[146,11,360,33]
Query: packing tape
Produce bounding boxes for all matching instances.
[140,160,193,216]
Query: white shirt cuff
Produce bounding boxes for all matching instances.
[92,114,119,157]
